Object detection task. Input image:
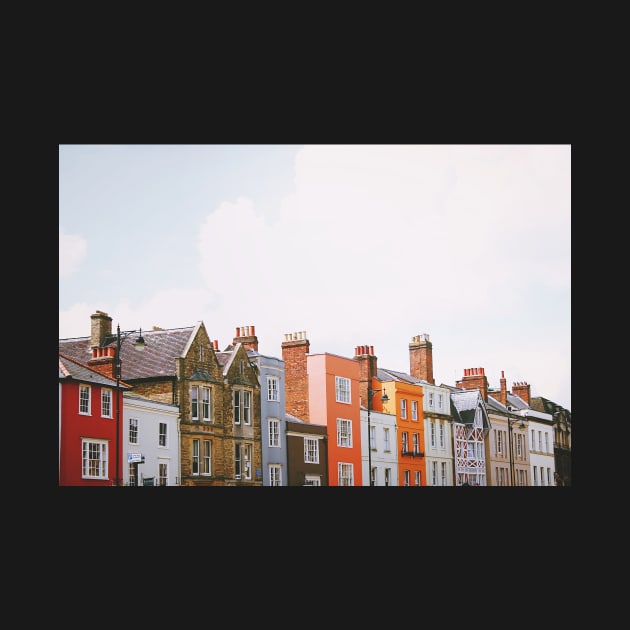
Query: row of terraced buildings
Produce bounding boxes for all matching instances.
[58,310,571,486]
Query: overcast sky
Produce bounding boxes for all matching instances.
[59,144,571,410]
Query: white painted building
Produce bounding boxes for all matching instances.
[123,393,180,486]
[361,406,398,486]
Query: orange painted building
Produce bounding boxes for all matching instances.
[380,379,426,486]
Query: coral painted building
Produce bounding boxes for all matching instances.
[282,331,363,486]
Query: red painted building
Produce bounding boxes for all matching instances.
[59,353,128,486]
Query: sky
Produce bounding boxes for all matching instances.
[59,144,571,410]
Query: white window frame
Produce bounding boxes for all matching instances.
[304,475,321,486]
[369,424,376,450]
[202,386,212,422]
[336,418,352,448]
[411,400,418,421]
[268,419,280,447]
[235,443,242,479]
[202,439,212,476]
[400,399,407,419]
[81,438,108,480]
[79,384,91,415]
[267,376,280,402]
[158,462,168,486]
[415,471,421,486]
[101,388,112,418]
[192,439,200,476]
[244,443,252,480]
[384,427,390,451]
[191,386,199,421]
[233,389,251,425]
[432,461,438,485]
[338,462,354,486]
[269,464,282,486]
[430,421,436,447]
[335,376,351,404]
[439,422,445,448]
[304,437,319,463]
[129,418,139,445]
[384,468,391,486]
[403,470,410,486]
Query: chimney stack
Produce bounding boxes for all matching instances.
[90,310,112,349]
[354,344,378,408]
[281,331,310,422]
[456,367,489,402]
[409,333,434,384]
[232,325,259,352]
[512,381,531,405]
[88,310,115,378]
[494,370,508,406]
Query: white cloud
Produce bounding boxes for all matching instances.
[59,145,571,409]
[59,227,87,278]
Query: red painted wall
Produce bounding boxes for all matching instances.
[59,380,122,486]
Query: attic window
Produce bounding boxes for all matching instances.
[199,345,205,363]
[240,359,245,375]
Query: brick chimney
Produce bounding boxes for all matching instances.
[354,345,378,408]
[281,331,310,422]
[489,370,508,406]
[512,381,531,405]
[409,333,434,384]
[233,325,259,352]
[88,310,116,378]
[456,367,489,402]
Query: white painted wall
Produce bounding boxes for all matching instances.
[123,394,180,486]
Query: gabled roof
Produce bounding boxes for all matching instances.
[59,326,196,381]
[59,353,126,388]
[450,388,490,429]
[220,342,242,376]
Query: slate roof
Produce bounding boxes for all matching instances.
[59,353,125,388]
[530,396,569,414]
[58,326,196,381]
[377,367,441,388]
[450,389,486,426]
[485,395,509,414]
[506,392,528,410]
[377,367,420,384]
